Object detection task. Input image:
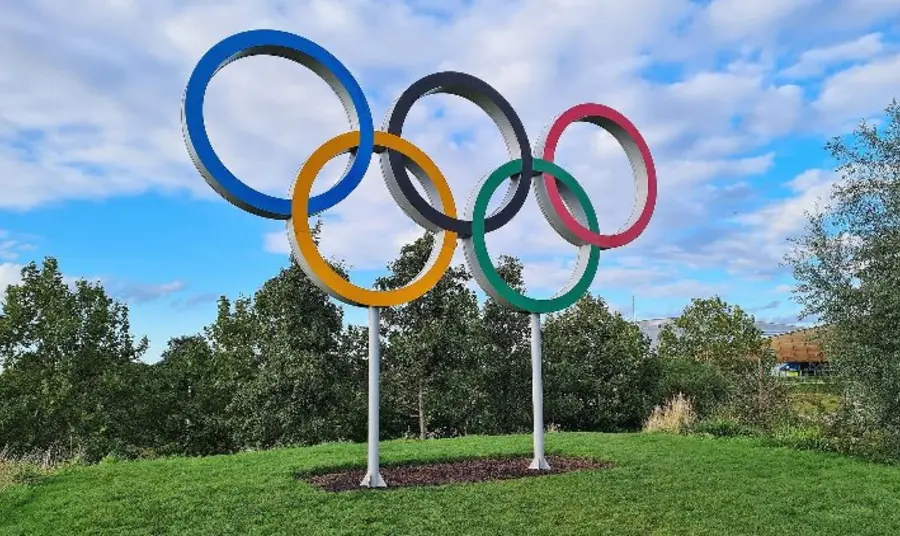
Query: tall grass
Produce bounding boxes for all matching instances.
[644,393,696,434]
[0,445,81,490]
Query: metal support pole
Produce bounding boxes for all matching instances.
[529,312,551,470]
[361,306,387,488]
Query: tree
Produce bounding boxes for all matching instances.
[199,220,366,450]
[0,258,149,459]
[543,295,659,432]
[786,99,900,453]
[657,297,784,428]
[155,335,231,456]
[232,258,361,448]
[470,255,531,435]
[202,294,257,450]
[657,297,767,372]
[377,232,479,439]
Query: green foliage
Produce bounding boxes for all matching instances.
[8,230,870,466]
[155,335,231,455]
[203,259,365,451]
[98,453,125,465]
[543,295,660,432]
[778,377,840,394]
[764,425,837,453]
[230,265,350,448]
[0,258,149,461]
[821,401,900,463]
[657,296,767,372]
[658,297,787,430]
[376,232,480,439]
[789,391,841,419]
[658,357,730,418]
[469,256,531,435]
[690,417,757,438]
[786,99,900,458]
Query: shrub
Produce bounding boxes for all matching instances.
[726,359,791,432]
[0,445,80,490]
[644,393,696,434]
[824,399,900,463]
[765,425,837,453]
[543,296,661,432]
[690,417,757,438]
[99,453,126,465]
[658,358,729,418]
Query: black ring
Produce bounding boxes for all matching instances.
[381,71,533,238]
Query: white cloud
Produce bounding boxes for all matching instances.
[781,33,885,78]
[812,53,900,130]
[704,0,819,40]
[0,262,24,302]
[0,230,37,262]
[109,280,187,304]
[737,169,837,237]
[664,168,840,275]
[2,0,900,310]
[264,230,290,255]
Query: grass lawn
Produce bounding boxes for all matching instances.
[2,432,900,535]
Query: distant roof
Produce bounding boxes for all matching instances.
[768,326,827,363]
[635,318,801,347]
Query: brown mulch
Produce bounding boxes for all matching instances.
[304,455,613,492]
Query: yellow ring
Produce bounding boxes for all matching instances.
[289,131,458,307]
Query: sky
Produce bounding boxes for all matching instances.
[1,0,899,363]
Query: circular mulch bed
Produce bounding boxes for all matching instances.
[304,455,613,492]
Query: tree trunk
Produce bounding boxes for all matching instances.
[418,381,426,440]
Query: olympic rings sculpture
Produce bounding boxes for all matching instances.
[182,29,657,314]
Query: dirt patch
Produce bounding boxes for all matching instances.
[304,455,613,492]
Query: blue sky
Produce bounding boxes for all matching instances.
[1,0,899,363]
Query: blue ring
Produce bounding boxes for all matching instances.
[181,29,374,219]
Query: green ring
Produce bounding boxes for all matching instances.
[468,158,600,314]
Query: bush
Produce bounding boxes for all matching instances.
[0,445,80,490]
[726,359,791,432]
[823,399,900,463]
[690,417,757,438]
[778,377,840,395]
[543,296,661,432]
[99,453,126,465]
[764,425,837,453]
[658,358,729,418]
[644,393,696,434]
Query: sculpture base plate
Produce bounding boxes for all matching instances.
[360,471,387,488]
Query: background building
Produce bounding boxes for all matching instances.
[635,318,829,376]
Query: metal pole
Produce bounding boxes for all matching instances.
[529,312,551,470]
[361,306,386,488]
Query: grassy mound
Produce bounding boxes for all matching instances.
[2,433,899,535]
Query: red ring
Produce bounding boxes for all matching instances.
[540,103,657,249]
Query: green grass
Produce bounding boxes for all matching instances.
[2,433,900,535]
[790,391,841,417]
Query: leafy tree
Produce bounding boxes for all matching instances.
[202,294,257,449]
[155,335,231,456]
[230,258,361,448]
[657,357,729,418]
[657,297,767,373]
[199,221,365,450]
[0,258,148,459]
[786,99,900,453]
[543,295,659,432]
[469,255,531,435]
[332,324,371,442]
[377,233,479,439]
[657,297,784,428]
